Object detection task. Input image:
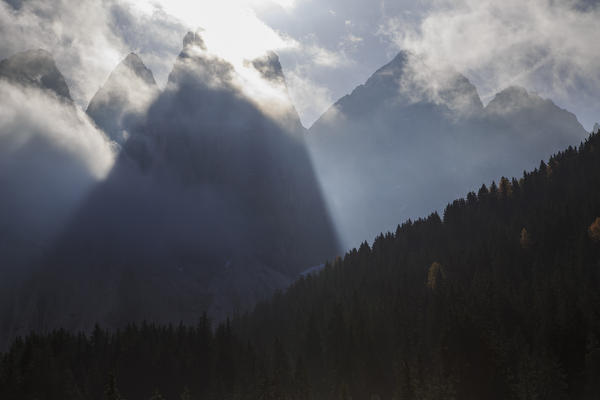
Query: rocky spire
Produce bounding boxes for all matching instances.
[0,49,72,101]
[86,52,157,143]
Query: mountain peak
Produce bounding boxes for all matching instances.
[117,52,156,85]
[183,31,207,51]
[486,85,548,114]
[122,52,144,69]
[496,85,530,98]
[367,51,410,83]
[593,122,600,133]
[88,52,157,105]
[86,53,157,143]
[0,49,71,100]
[386,51,410,69]
[323,50,481,120]
[325,51,410,117]
[488,86,533,109]
[249,51,284,84]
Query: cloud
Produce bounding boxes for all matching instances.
[287,35,347,68]
[0,81,114,177]
[0,0,128,107]
[0,80,115,247]
[0,0,188,108]
[380,0,600,128]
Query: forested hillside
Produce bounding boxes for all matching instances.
[2,130,600,399]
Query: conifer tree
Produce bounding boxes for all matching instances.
[589,217,600,242]
[104,373,123,400]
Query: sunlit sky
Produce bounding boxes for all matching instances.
[1,0,599,129]
[131,0,294,61]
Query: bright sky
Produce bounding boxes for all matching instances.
[131,0,296,61]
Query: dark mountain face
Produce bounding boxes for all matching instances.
[128,32,338,275]
[308,53,587,248]
[0,49,71,101]
[3,34,339,342]
[86,53,158,143]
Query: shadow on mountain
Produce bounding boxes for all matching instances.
[4,34,340,341]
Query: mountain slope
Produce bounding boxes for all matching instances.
[308,52,588,249]
[3,129,600,400]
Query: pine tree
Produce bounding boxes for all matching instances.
[180,387,192,400]
[104,373,123,400]
[589,217,600,242]
[520,228,531,249]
